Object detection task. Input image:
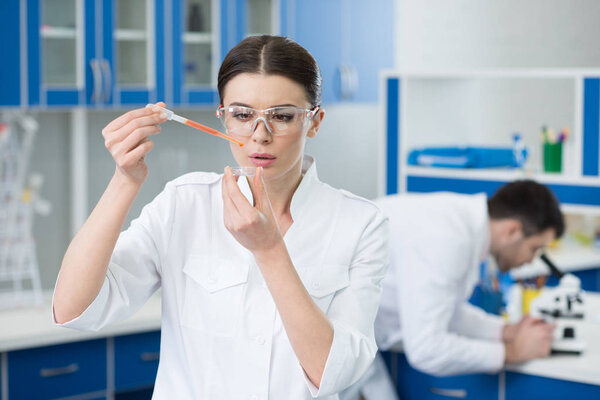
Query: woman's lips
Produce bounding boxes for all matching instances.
[249,153,276,167]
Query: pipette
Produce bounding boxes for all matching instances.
[146,103,243,147]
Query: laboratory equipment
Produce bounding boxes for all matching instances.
[146,104,243,147]
[0,112,49,309]
[530,254,586,355]
[231,166,256,176]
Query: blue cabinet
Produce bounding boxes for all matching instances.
[8,339,107,399]
[114,331,161,392]
[24,0,90,107]
[286,0,394,104]
[171,0,224,106]
[1,0,229,108]
[0,1,22,107]
[2,0,393,108]
[2,332,163,399]
[382,352,499,400]
[505,372,600,400]
[94,0,165,106]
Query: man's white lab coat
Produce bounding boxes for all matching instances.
[375,192,505,376]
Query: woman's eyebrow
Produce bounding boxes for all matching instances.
[229,102,253,107]
[227,102,300,108]
[269,103,299,108]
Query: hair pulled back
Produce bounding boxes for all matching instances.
[218,35,322,108]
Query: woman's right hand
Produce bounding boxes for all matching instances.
[102,102,168,185]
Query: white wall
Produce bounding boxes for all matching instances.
[395,0,600,175]
[396,0,600,70]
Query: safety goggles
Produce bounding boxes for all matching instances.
[215,105,320,136]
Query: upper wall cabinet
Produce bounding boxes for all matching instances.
[284,0,395,104]
[0,0,88,107]
[98,0,165,106]
[0,0,164,108]
[0,0,393,108]
[171,0,221,105]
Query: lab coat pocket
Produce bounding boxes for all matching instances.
[301,264,350,314]
[182,255,249,337]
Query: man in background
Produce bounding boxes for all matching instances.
[343,180,563,400]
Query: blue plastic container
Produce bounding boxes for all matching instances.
[407,146,528,169]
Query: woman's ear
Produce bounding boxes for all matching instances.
[306,109,325,138]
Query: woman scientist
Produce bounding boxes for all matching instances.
[53,35,388,399]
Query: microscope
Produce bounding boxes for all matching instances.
[529,254,586,355]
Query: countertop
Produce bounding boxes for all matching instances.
[0,292,161,352]
[1,290,599,386]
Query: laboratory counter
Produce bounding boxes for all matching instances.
[0,291,162,353]
[1,292,599,387]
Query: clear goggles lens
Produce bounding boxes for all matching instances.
[215,105,319,136]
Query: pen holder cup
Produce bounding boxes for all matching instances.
[543,142,562,173]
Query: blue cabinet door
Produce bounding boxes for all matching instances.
[505,372,600,399]
[347,0,394,103]
[383,352,499,400]
[286,0,394,104]
[99,0,164,106]
[26,0,91,107]
[8,339,107,399]
[0,1,22,107]
[286,0,343,104]
[171,0,225,106]
[114,331,161,392]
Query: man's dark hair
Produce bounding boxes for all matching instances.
[487,180,564,238]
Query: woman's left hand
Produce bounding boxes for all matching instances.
[222,166,283,253]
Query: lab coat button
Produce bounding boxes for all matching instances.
[312,282,320,289]
[249,396,259,400]
[207,274,217,284]
[256,336,265,345]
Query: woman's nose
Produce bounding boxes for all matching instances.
[251,117,273,134]
[250,118,273,143]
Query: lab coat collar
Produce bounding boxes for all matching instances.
[236,154,319,221]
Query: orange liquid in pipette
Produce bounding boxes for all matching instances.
[184,119,243,147]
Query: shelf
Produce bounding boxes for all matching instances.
[114,29,147,41]
[404,166,600,187]
[40,26,77,39]
[383,69,600,79]
[182,32,212,44]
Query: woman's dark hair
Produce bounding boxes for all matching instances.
[217,35,322,107]
[487,180,564,238]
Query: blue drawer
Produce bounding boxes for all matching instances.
[506,372,600,399]
[114,331,160,391]
[8,339,107,399]
[383,351,499,400]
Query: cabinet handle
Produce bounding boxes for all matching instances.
[140,352,160,362]
[90,59,102,103]
[429,387,467,398]
[39,363,79,378]
[100,59,112,103]
[337,64,358,100]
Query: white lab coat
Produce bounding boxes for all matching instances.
[53,156,389,399]
[342,192,506,400]
[375,192,505,376]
